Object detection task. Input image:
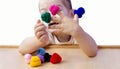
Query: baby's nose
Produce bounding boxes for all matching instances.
[51,15,61,23]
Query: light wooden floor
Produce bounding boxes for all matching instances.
[1,44,120,69]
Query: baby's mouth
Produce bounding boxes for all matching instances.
[48,22,59,29]
[48,22,60,33]
[48,22,59,26]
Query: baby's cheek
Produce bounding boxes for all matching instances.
[63,9,71,17]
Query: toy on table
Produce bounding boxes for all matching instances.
[37,54,45,63]
[41,4,85,23]
[24,54,32,64]
[43,53,52,62]
[37,48,46,55]
[24,48,62,67]
[50,53,62,64]
[30,56,41,67]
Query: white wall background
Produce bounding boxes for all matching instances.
[0,0,120,45]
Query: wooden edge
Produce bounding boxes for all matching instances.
[46,44,120,49]
[0,45,19,48]
[1,44,120,49]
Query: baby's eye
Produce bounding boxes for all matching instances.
[40,9,48,14]
[59,9,62,11]
[59,7,64,12]
[41,11,47,14]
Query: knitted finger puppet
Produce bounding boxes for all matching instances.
[37,48,46,56]
[41,12,51,23]
[74,7,85,18]
[49,4,60,15]
[50,53,62,64]
[37,54,45,63]
[30,56,41,67]
[41,4,85,24]
[43,53,51,62]
[24,54,32,64]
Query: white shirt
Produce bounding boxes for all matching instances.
[48,32,77,44]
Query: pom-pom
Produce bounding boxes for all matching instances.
[43,53,51,62]
[24,54,32,64]
[49,4,60,15]
[30,56,41,67]
[50,53,62,64]
[37,54,45,63]
[74,7,85,18]
[38,48,46,56]
[41,12,51,23]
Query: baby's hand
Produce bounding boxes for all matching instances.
[34,20,49,43]
[51,12,79,36]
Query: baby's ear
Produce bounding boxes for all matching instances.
[69,9,74,18]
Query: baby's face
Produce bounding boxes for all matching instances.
[39,0,73,37]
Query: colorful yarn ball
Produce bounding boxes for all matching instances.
[43,53,51,62]
[74,7,85,18]
[37,54,45,63]
[38,48,46,56]
[24,54,32,64]
[30,56,41,67]
[50,53,62,64]
[49,4,60,15]
[41,12,51,23]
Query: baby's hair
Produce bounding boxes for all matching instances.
[62,0,72,9]
[38,0,72,12]
[65,0,72,9]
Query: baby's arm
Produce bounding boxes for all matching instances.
[70,15,98,57]
[19,37,47,55]
[19,20,49,55]
[72,24,98,57]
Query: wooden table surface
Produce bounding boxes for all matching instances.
[0,44,120,69]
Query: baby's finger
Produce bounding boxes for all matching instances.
[36,31,47,39]
[73,14,79,24]
[48,24,61,29]
[34,21,45,30]
[48,29,57,33]
[34,23,43,29]
[49,29,61,34]
[37,19,41,24]
[52,29,62,34]
[34,25,46,35]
